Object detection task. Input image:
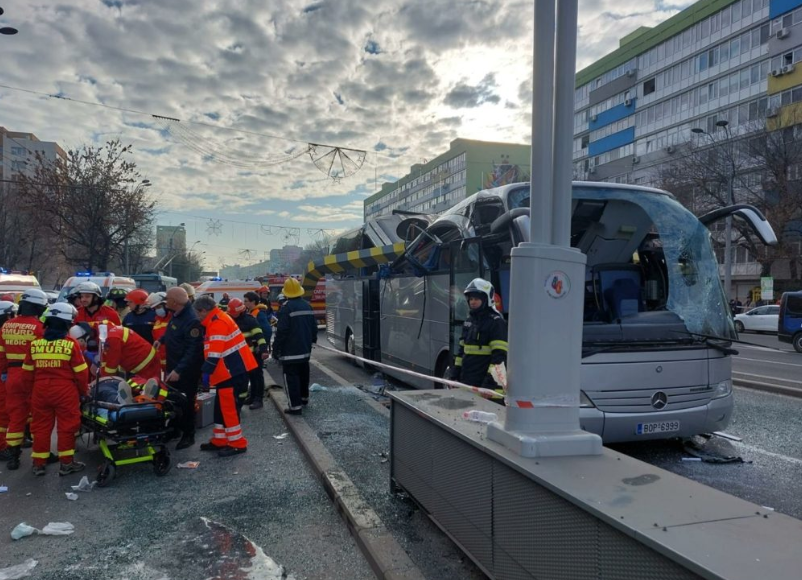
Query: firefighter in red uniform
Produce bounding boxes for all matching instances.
[74,282,121,330]
[147,292,171,374]
[100,325,162,382]
[23,303,89,476]
[193,295,256,457]
[0,300,18,460]
[1,289,47,469]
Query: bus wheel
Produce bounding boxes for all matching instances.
[346,330,358,366]
[434,355,450,390]
[793,334,802,353]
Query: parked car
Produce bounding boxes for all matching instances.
[734,305,780,333]
[778,291,802,352]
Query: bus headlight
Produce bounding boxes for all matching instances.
[712,379,732,399]
[580,390,596,408]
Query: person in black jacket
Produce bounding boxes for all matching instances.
[449,278,508,400]
[162,287,205,449]
[272,278,316,415]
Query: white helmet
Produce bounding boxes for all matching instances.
[463,278,495,305]
[75,281,102,297]
[20,288,49,307]
[69,323,92,341]
[145,291,167,309]
[277,293,286,303]
[0,300,17,316]
[44,303,78,322]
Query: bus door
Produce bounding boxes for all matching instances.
[449,238,484,357]
[362,278,381,362]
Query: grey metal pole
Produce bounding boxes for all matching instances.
[551,0,578,248]
[529,0,556,244]
[169,238,174,277]
[724,181,733,301]
[124,239,130,274]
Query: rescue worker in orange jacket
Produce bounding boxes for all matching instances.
[193,295,256,457]
[23,303,89,476]
[1,289,47,469]
[100,325,162,382]
[0,300,18,461]
[146,292,171,373]
[74,282,121,331]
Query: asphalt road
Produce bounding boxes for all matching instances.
[312,337,802,521]
[732,331,802,392]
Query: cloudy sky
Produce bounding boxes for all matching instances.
[0,0,693,269]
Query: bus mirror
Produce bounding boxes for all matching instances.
[698,204,778,246]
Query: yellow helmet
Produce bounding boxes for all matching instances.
[282,278,304,299]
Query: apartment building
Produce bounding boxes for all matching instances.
[0,126,65,180]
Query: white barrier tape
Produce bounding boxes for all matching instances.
[313,343,504,400]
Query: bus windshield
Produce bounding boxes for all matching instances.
[509,185,734,340]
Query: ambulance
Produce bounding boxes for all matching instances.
[0,270,42,301]
[56,272,137,302]
[193,279,263,303]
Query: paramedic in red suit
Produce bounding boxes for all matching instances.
[1,289,47,469]
[22,303,89,476]
[193,295,256,457]
[0,300,18,461]
[99,325,162,382]
[74,281,121,329]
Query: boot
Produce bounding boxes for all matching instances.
[58,461,86,476]
[31,464,46,476]
[6,446,21,470]
[218,446,246,457]
[199,442,220,452]
[248,399,263,410]
[46,452,60,465]
[0,448,13,461]
[176,435,195,450]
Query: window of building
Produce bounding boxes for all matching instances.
[10,146,25,156]
[643,78,655,95]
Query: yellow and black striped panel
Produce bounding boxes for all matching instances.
[301,242,406,297]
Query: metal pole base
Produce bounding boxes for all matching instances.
[486,422,602,457]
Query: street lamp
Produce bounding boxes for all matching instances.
[0,7,19,35]
[692,120,736,300]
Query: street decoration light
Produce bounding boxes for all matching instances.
[0,7,19,35]
[692,120,736,300]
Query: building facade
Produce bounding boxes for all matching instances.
[572,0,802,299]
[0,127,66,181]
[156,225,187,260]
[364,138,531,220]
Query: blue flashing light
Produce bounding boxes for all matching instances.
[0,267,8,274]
[76,271,94,277]
[103,272,115,276]
[211,277,222,281]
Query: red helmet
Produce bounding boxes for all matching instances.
[125,289,149,306]
[258,286,269,293]
[227,298,246,316]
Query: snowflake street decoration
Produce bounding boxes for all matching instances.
[206,219,223,236]
[308,144,367,181]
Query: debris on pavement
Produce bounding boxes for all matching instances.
[10,523,37,541]
[177,461,200,469]
[682,439,750,464]
[273,433,289,440]
[681,457,702,462]
[309,383,328,392]
[0,485,8,493]
[65,493,79,501]
[0,558,37,579]
[70,475,96,492]
[40,522,75,536]
[712,431,743,442]
[462,410,498,424]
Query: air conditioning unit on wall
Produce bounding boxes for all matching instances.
[766,107,779,118]
[590,114,598,122]
[632,156,641,164]
[666,146,675,154]
[624,98,632,106]
[771,69,783,77]
[777,28,790,39]
[782,64,796,75]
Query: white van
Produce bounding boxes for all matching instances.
[0,272,42,301]
[57,272,137,301]
[193,279,263,303]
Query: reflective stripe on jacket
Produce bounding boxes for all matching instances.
[22,337,89,396]
[200,307,257,386]
[272,297,316,363]
[100,326,159,378]
[0,316,44,372]
[452,307,508,389]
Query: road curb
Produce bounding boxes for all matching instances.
[269,386,425,580]
[734,378,802,398]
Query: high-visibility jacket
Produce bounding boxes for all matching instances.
[75,305,121,328]
[234,312,268,355]
[152,313,171,370]
[199,307,257,386]
[100,326,161,381]
[250,304,273,342]
[0,315,44,372]
[22,336,89,396]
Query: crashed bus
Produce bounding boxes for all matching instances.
[312,182,776,443]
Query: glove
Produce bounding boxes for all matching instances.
[202,373,210,389]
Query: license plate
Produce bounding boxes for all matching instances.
[636,421,680,435]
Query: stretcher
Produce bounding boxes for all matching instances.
[80,377,184,487]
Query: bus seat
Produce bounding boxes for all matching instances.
[604,278,644,319]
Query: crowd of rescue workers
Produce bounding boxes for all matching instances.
[0,275,507,477]
[0,278,318,476]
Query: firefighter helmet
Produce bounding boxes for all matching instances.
[145,292,167,309]
[258,285,269,294]
[44,302,78,322]
[75,281,102,297]
[125,288,149,306]
[68,322,93,341]
[277,293,287,305]
[463,278,494,306]
[179,282,196,297]
[227,298,246,316]
[282,278,303,299]
[0,300,17,316]
[19,288,49,307]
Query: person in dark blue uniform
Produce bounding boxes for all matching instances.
[163,287,204,449]
[272,279,316,415]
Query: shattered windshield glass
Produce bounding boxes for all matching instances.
[573,187,735,340]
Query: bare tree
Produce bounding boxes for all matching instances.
[15,140,156,272]
[291,235,333,274]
